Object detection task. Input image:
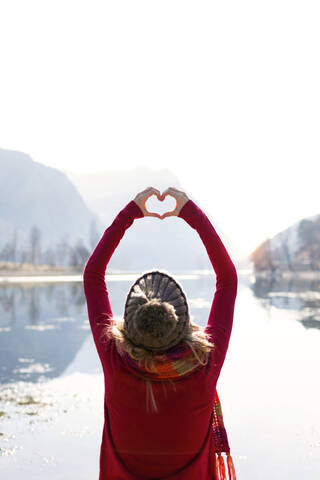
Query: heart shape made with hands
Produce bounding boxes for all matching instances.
[145,193,177,218]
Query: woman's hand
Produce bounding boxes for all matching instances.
[159,187,189,219]
[134,187,162,218]
[133,186,190,219]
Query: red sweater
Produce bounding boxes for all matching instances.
[83,199,238,480]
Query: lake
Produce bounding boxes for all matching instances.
[0,271,319,479]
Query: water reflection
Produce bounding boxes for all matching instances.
[251,274,320,330]
[0,282,89,383]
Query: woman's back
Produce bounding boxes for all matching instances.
[103,338,219,479]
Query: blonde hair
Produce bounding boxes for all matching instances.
[99,314,216,373]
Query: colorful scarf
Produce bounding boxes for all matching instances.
[118,340,237,480]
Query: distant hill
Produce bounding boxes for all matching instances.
[249,213,320,272]
[0,148,103,267]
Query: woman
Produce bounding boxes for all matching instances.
[83,186,238,479]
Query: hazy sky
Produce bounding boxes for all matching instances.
[1,1,319,259]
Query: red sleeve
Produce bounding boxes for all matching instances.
[178,199,238,375]
[83,200,144,357]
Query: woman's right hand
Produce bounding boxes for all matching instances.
[159,187,190,219]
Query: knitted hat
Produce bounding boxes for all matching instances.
[123,270,190,352]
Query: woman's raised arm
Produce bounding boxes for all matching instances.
[177,194,238,378]
[83,187,161,359]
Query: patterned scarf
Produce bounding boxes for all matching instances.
[118,340,237,480]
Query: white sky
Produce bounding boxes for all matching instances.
[1,0,319,259]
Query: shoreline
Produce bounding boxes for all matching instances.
[0,262,135,277]
[253,270,320,280]
[0,265,81,277]
[1,263,319,280]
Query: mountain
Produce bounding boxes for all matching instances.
[0,148,103,266]
[0,149,241,272]
[249,212,320,272]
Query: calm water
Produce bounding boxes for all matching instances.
[0,271,319,479]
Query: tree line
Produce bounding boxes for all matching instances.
[0,220,100,269]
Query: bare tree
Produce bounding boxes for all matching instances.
[11,229,17,262]
[55,236,71,266]
[278,231,294,271]
[298,219,318,270]
[44,247,56,267]
[250,237,277,273]
[69,239,90,268]
[0,229,18,262]
[29,225,42,265]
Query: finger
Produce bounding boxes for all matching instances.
[159,188,171,200]
[145,211,161,218]
[160,187,180,199]
[161,212,173,219]
[138,186,157,197]
[145,187,161,199]
[145,186,160,194]
[166,187,181,193]
[161,210,176,219]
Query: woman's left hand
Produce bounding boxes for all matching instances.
[134,187,162,218]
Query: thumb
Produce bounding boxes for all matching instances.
[160,211,175,219]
